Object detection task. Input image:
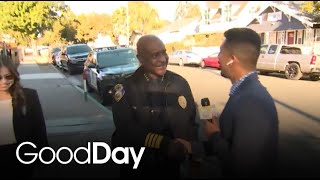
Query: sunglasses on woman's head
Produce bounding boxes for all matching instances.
[0,74,14,81]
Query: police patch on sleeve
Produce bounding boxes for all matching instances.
[114,84,125,102]
[114,84,123,91]
[178,96,187,109]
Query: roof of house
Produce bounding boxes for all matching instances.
[209,1,249,21]
[247,20,306,33]
[232,1,250,17]
[247,1,319,29]
[152,17,199,35]
[206,1,220,9]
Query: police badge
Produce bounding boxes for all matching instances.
[178,96,187,109]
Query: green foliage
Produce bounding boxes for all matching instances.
[0,1,70,46]
[302,1,320,22]
[75,13,113,43]
[111,1,166,44]
[0,1,65,39]
[175,1,201,20]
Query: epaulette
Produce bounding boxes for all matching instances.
[144,133,164,149]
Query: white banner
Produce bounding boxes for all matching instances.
[267,11,282,22]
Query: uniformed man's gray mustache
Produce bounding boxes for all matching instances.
[155,63,167,67]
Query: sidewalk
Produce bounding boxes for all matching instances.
[17,56,119,178]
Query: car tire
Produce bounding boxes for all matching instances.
[86,78,94,92]
[179,59,184,66]
[285,63,302,80]
[52,57,56,65]
[98,87,110,106]
[200,61,206,69]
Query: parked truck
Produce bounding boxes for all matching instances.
[257,44,320,81]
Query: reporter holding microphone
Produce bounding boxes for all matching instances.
[201,28,279,178]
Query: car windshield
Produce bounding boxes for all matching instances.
[67,45,91,55]
[209,52,219,57]
[53,47,60,53]
[185,51,198,55]
[97,49,139,68]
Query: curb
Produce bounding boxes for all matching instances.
[73,85,113,116]
[48,64,113,116]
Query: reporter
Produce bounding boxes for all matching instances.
[202,28,279,177]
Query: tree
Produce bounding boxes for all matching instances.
[175,1,201,20]
[112,7,129,38]
[59,6,78,43]
[112,2,165,45]
[0,1,69,52]
[75,13,113,43]
[302,1,320,22]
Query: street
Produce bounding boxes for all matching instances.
[56,64,320,177]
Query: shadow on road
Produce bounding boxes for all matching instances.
[260,72,319,82]
[273,98,320,123]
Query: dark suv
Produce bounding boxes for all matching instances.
[59,44,91,75]
[84,48,139,105]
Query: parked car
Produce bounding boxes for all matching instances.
[59,44,91,75]
[49,47,61,66]
[84,48,139,105]
[258,44,320,80]
[169,50,202,66]
[201,52,220,69]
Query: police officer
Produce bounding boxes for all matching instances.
[111,35,198,178]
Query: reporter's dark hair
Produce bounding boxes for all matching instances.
[0,57,25,108]
[224,28,261,69]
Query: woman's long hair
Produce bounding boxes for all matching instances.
[0,57,25,108]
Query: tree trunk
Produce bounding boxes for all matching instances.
[31,39,38,57]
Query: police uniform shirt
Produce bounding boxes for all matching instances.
[143,74,171,137]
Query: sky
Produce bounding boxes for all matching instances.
[65,1,179,22]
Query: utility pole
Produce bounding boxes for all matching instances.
[126,1,130,46]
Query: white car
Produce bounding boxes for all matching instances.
[169,50,203,66]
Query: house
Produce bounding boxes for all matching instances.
[152,17,200,44]
[196,1,266,33]
[246,1,320,54]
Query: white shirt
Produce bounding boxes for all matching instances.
[0,98,17,145]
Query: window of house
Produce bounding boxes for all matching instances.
[260,33,265,44]
[305,28,314,45]
[269,32,277,44]
[277,32,283,44]
[315,29,320,41]
[296,30,303,44]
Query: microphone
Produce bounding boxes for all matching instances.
[198,98,216,122]
[201,98,210,106]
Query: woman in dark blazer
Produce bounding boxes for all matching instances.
[0,57,49,178]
